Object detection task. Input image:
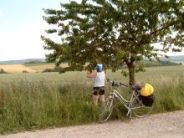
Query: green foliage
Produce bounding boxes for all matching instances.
[42,0,184,84]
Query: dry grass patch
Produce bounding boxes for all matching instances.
[0,64,36,73]
[26,63,69,72]
[27,64,55,72]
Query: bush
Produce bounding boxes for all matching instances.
[0,69,7,74]
[42,68,56,73]
[22,70,29,73]
[42,66,63,73]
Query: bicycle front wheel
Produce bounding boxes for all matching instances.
[99,98,114,122]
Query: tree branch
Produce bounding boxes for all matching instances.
[150,21,177,36]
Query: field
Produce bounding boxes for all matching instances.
[0,65,184,134]
[0,63,56,73]
[0,63,68,73]
[0,64,36,73]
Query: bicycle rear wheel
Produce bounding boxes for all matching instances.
[99,97,114,122]
[132,98,153,117]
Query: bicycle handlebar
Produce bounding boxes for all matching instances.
[106,78,128,87]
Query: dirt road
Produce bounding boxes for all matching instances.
[1,111,184,138]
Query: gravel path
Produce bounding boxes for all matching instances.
[1,111,184,138]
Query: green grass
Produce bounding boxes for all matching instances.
[0,66,184,134]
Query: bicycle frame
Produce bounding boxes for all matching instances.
[112,89,129,103]
[111,88,144,118]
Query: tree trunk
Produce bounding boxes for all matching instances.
[127,62,135,86]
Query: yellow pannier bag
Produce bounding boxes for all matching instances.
[140,83,154,96]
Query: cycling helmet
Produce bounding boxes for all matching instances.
[96,64,104,72]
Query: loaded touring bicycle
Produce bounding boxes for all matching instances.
[99,79,154,122]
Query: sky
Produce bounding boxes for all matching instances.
[0,0,183,62]
[0,0,69,61]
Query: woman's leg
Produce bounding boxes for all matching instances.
[92,94,99,106]
[99,87,105,106]
[99,94,105,105]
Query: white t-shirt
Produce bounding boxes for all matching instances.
[94,71,105,87]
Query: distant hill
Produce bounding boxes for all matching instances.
[161,55,184,64]
[168,55,184,62]
[0,58,45,64]
[0,55,183,65]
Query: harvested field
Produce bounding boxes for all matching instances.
[25,63,69,72]
[0,64,36,73]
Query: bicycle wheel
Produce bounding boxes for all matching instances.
[132,97,153,117]
[99,97,114,122]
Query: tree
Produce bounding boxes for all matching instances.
[42,0,184,85]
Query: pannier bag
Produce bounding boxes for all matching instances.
[140,83,154,106]
[139,94,154,106]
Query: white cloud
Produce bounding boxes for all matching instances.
[152,43,184,57]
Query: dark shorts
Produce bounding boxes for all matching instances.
[93,87,105,95]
